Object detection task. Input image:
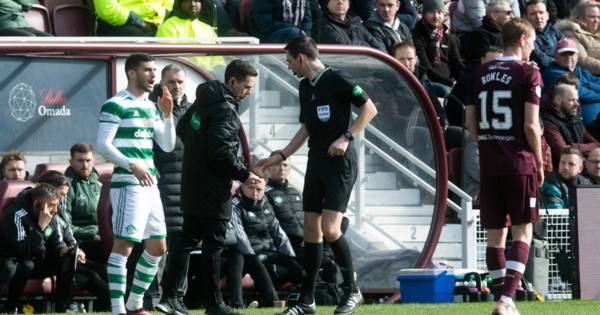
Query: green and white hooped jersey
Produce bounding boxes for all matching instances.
[99,90,160,188]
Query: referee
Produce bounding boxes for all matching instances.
[257,36,377,315]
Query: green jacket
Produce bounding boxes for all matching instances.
[0,0,34,30]
[64,166,102,241]
[94,0,173,27]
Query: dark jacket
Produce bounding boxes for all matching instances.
[177,80,249,220]
[466,16,502,70]
[412,19,464,87]
[250,0,312,39]
[315,9,386,52]
[364,14,412,54]
[531,24,563,70]
[231,194,295,257]
[64,167,101,241]
[415,65,447,128]
[151,88,192,233]
[540,96,600,166]
[0,188,65,260]
[265,179,303,240]
[540,170,591,208]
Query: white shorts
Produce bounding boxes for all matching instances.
[110,184,166,242]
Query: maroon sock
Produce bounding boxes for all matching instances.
[501,241,530,298]
[486,247,506,299]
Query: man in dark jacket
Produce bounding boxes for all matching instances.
[251,0,312,43]
[526,0,564,70]
[466,0,513,70]
[412,0,464,97]
[0,184,75,313]
[177,59,259,315]
[541,146,592,208]
[149,65,192,315]
[364,0,412,55]
[315,0,386,52]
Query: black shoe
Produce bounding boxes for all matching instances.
[156,297,187,315]
[205,304,243,315]
[334,288,363,315]
[275,302,317,315]
[175,297,188,314]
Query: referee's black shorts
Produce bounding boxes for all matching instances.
[303,148,357,213]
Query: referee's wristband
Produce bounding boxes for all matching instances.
[274,150,287,161]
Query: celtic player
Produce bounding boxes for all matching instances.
[96,53,175,315]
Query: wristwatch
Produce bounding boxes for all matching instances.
[343,130,354,141]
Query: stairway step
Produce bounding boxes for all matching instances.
[365,205,434,216]
[365,171,397,190]
[364,189,420,206]
[258,123,301,140]
[369,224,462,243]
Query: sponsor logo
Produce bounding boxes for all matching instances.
[126,225,137,235]
[317,105,330,122]
[134,129,154,138]
[191,112,201,130]
[39,88,71,117]
[9,83,37,122]
[274,196,284,205]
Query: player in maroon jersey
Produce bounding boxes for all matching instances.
[465,18,544,315]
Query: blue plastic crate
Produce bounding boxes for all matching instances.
[397,269,455,303]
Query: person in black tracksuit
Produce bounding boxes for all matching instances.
[0,184,75,313]
[177,59,260,315]
[148,65,193,315]
[225,178,302,308]
[257,36,378,315]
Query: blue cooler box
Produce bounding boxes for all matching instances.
[397,269,455,303]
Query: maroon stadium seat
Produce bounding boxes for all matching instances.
[0,180,34,216]
[24,4,52,34]
[52,4,94,36]
[94,162,114,186]
[97,177,113,257]
[40,0,81,12]
[238,0,253,33]
[447,147,463,186]
[32,163,68,180]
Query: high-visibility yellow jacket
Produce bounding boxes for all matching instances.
[94,0,173,27]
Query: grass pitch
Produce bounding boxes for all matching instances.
[82,300,600,315]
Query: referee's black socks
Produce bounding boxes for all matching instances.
[330,235,357,293]
[301,242,323,305]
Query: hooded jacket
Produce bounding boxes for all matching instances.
[250,0,312,39]
[94,0,173,28]
[0,188,65,260]
[412,19,464,87]
[64,167,101,241]
[542,62,600,107]
[0,0,34,30]
[466,16,502,70]
[315,9,386,52]
[364,13,412,54]
[540,170,591,209]
[177,80,249,220]
[556,19,600,75]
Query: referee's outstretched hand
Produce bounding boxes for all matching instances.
[328,136,349,157]
[255,156,277,171]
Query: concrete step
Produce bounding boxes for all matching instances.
[364,189,420,206]
[364,171,397,190]
[257,123,301,140]
[370,224,462,243]
[365,205,434,216]
[258,106,300,123]
[257,90,281,107]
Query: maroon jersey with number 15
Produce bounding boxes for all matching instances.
[466,56,542,177]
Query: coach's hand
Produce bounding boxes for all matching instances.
[328,136,349,157]
[158,84,173,119]
[130,163,154,186]
[255,156,277,170]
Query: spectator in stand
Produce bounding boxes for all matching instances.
[526,0,564,70]
[392,42,447,129]
[541,82,600,167]
[540,146,591,208]
[412,0,464,98]
[364,0,412,55]
[95,0,174,36]
[451,0,520,46]
[556,0,600,76]
[314,0,386,51]
[0,0,52,36]
[0,150,28,181]
[542,38,600,125]
[156,0,224,71]
[583,147,600,183]
[0,184,75,313]
[250,0,312,43]
[466,0,513,70]
[148,64,192,315]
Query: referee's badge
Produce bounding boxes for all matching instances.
[317,105,331,122]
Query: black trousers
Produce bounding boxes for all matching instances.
[226,251,278,307]
[0,252,75,311]
[260,251,303,286]
[95,20,155,36]
[184,216,229,308]
[161,232,191,299]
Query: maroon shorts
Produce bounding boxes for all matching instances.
[479,174,539,229]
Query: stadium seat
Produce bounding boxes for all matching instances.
[52,4,94,36]
[96,177,113,257]
[40,0,82,12]
[24,4,52,34]
[447,147,463,186]
[32,163,68,180]
[0,180,34,216]
[238,0,253,33]
[93,162,114,185]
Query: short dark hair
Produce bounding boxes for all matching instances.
[161,64,184,79]
[125,53,155,76]
[1,150,26,171]
[31,183,60,205]
[36,170,68,188]
[525,0,547,12]
[560,146,584,161]
[557,71,579,87]
[224,59,257,83]
[284,36,319,60]
[391,41,416,56]
[70,142,93,158]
